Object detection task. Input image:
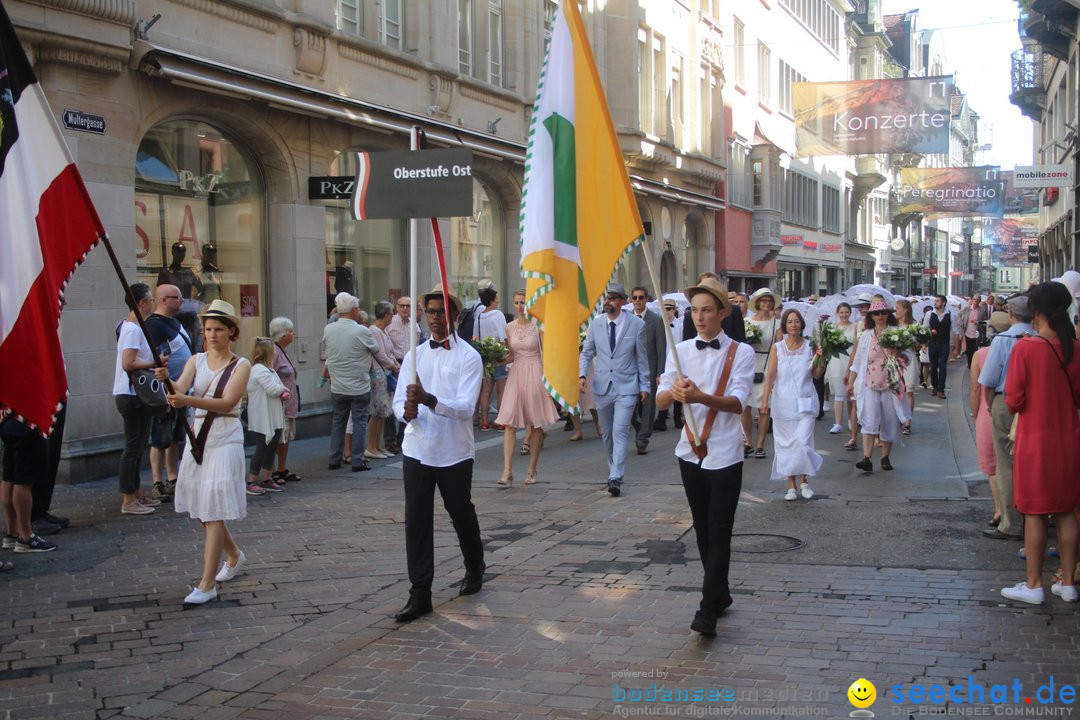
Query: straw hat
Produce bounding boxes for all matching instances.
[422,283,463,315]
[989,311,1011,333]
[748,287,780,310]
[684,277,731,312]
[198,299,239,324]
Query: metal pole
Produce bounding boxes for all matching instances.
[637,241,700,446]
[408,126,420,385]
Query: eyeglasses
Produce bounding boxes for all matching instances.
[631,295,647,300]
[397,303,411,308]
[424,308,446,317]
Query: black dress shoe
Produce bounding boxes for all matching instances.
[636,445,647,455]
[394,597,433,622]
[351,463,371,472]
[608,481,621,497]
[31,519,62,536]
[43,513,70,528]
[690,611,717,636]
[855,457,873,472]
[459,566,485,596]
[982,528,1022,540]
[328,463,341,470]
[653,419,668,432]
[880,457,893,471]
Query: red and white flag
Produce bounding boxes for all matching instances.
[0,3,103,435]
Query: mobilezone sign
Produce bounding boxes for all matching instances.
[1011,164,1073,188]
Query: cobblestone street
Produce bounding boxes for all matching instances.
[2,374,1078,719]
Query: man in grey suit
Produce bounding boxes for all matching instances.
[579,283,650,496]
[628,286,666,455]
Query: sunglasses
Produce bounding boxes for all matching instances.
[631,295,647,300]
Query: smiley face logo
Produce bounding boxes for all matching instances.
[847,678,877,709]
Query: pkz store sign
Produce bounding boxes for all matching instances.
[352,148,474,220]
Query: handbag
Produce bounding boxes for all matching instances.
[752,320,776,384]
[129,369,169,415]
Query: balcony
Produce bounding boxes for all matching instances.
[1022,8,1075,60]
[1010,47,1046,120]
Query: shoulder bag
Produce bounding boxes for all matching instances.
[129,369,169,415]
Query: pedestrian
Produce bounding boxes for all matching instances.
[970,317,1006,530]
[112,282,163,515]
[657,277,755,636]
[366,301,400,459]
[391,284,485,623]
[157,300,252,605]
[895,299,919,433]
[384,295,414,453]
[579,283,650,497]
[629,286,666,455]
[145,283,194,502]
[494,290,559,486]
[963,296,982,367]
[29,402,70,537]
[926,295,952,398]
[1,416,57,554]
[655,299,682,431]
[269,316,303,483]
[760,309,824,500]
[245,337,289,495]
[473,286,509,430]
[825,302,856,437]
[744,288,782,459]
[976,294,1033,542]
[1000,281,1080,605]
[848,300,907,473]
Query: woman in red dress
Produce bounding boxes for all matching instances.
[1001,282,1080,605]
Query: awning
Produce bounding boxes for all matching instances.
[136,42,527,162]
[629,175,725,211]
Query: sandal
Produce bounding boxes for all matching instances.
[1017,546,1059,560]
[525,470,537,485]
[754,448,766,459]
[902,424,911,435]
[569,433,583,442]
[496,471,513,487]
[520,442,530,456]
[843,439,857,451]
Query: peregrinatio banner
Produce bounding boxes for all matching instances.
[898,166,1005,217]
[793,76,952,157]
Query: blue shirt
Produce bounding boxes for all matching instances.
[977,322,1034,394]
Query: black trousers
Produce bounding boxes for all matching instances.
[403,457,484,598]
[928,343,949,393]
[679,458,743,616]
[32,403,65,519]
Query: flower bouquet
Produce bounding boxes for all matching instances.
[472,336,508,379]
[744,320,764,345]
[810,320,853,371]
[878,326,917,351]
[909,324,933,346]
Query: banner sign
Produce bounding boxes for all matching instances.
[62,108,106,134]
[1001,171,1039,215]
[897,166,1005,217]
[1012,164,1073,188]
[793,76,952,157]
[983,216,1039,265]
[1027,245,1039,263]
[351,148,473,220]
[781,234,802,246]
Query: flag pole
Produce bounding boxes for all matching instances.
[408,127,420,385]
[95,233,199,450]
[638,242,701,447]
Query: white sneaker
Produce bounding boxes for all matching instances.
[215,550,247,582]
[829,424,843,434]
[784,489,798,501]
[800,483,814,499]
[1000,582,1044,605]
[184,585,218,604]
[1051,582,1079,602]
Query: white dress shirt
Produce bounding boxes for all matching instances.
[658,332,755,471]
[393,334,483,467]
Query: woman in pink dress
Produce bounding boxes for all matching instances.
[969,344,1001,529]
[1001,281,1080,606]
[494,291,559,486]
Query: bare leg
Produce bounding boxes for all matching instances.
[498,427,515,484]
[1,482,32,540]
[849,400,859,443]
[862,433,876,459]
[756,410,771,450]
[1055,511,1077,587]
[276,442,289,473]
[570,413,583,441]
[366,416,382,454]
[881,440,892,460]
[343,433,352,462]
[200,521,226,591]
[1023,515,1047,589]
[478,379,493,426]
[591,409,601,437]
[527,426,544,476]
[833,400,844,427]
[493,378,507,420]
[741,407,753,446]
[149,446,164,485]
[987,473,1003,522]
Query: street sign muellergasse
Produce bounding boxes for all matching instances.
[351,148,474,220]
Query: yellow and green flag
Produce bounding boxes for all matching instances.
[520,0,644,412]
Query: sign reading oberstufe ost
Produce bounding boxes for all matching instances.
[351,148,473,220]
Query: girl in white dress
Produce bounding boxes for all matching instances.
[824,303,857,437]
[895,299,919,434]
[744,289,782,459]
[760,310,825,500]
[157,300,251,605]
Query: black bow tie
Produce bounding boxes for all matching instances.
[696,338,721,351]
[429,339,450,350]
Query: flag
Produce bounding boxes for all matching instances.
[0,3,103,435]
[520,1,643,411]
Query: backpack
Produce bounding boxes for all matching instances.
[458,304,480,341]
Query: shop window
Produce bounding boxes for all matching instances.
[134,119,265,339]
[451,178,503,307]
[326,152,408,316]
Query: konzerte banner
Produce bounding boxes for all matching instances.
[793,76,953,157]
[897,166,1005,217]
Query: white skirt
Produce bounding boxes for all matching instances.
[771,415,823,479]
[175,416,247,522]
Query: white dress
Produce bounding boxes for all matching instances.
[770,340,823,480]
[824,323,856,400]
[747,316,779,408]
[175,354,249,522]
[898,322,919,391]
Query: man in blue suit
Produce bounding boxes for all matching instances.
[579,283,650,496]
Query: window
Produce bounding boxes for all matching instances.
[822,185,840,234]
[733,18,745,86]
[638,29,651,131]
[134,120,265,337]
[757,42,771,105]
[778,0,841,54]
[729,141,751,208]
[381,0,402,50]
[337,0,361,35]
[488,0,503,86]
[752,159,764,207]
[671,56,683,147]
[459,0,472,75]
[783,170,819,228]
[653,35,666,136]
[450,178,504,305]
[543,0,558,52]
[778,60,806,116]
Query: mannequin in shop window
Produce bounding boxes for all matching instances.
[334,251,357,297]
[158,242,203,301]
[198,242,223,304]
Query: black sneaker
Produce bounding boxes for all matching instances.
[30,519,62,536]
[43,512,70,528]
[153,482,173,503]
[855,457,873,472]
[880,457,893,471]
[14,534,57,553]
